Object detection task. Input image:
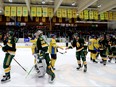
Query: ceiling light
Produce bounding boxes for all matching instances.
[0,10,2,13]
[42,1,45,4]
[72,2,76,6]
[76,13,79,15]
[98,5,101,8]
[9,0,12,2]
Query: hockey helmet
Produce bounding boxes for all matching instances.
[91,35,95,38]
[36,30,43,36]
[51,34,56,38]
[8,31,14,36]
[73,33,79,38]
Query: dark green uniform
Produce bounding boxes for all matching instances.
[1,32,16,82]
[99,38,108,65]
[76,38,87,72]
[36,35,55,81]
[108,37,116,63]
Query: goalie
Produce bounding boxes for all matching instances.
[31,30,55,83]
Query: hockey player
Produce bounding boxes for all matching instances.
[107,35,116,63]
[75,34,87,72]
[1,31,16,83]
[88,35,99,63]
[35,30,55,83]
[30,35,37,63]
[30,34,47,77]
[99,35,108,65]
[49,34,63,70]
[67,33,87,72]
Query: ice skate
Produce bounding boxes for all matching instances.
[108,59,111,63]
[100,60,103,64]
[103,61,106,66]
[90,58,92,61]
[93,59,98,63]
[83,67,87,72]
[83,65,87,72]
[1,75,10,83]
[48,74,55,83]
[76,64,81,70]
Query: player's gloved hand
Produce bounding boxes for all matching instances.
[68,46,73,49]
[39,50,43,56]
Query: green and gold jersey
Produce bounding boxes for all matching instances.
[2,36,16,55]
[76,38,85,51]
[37,36,48,52]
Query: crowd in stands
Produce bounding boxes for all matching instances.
[0,25,116,42]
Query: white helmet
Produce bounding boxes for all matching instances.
[35,30,43,36]
[34,30,43,38]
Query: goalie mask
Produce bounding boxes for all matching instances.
[35,30,43,38]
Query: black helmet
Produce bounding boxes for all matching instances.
[8,31,14,36]
[73,33,79,37]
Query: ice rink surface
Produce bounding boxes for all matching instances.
[0,48,116,87]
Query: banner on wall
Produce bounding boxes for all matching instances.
[84,10,89,20]
[69,19,72,23]
[11,6,16,16]
[113,12,116,21]
[104,12,108,20]
[17,17,21,21]
[89,10,93,19]
[109,12,113,20]
[57,9,62,18]
[100,13,104,20]
[37,7,42,17]
[53,17,56,22]
[42,17,46,22]
[31,7,36,17]
[24,17,28,22]
[79,11,83,19]
[72,9,77,18]
[17,7,22,17]
[6,17,10,21]
[62,8,67,18]
[93,10,98,20]
[5,6,10,16]
[48,8,53,17]
[23,7,28,17]
[59,18,62,22]
[67,9,72,18]
[43,7,48,17]
[0,16,2,21]
[74,18,77,23]
[35,17,39,22]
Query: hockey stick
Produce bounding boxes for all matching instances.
[58,51,67,54]
[13,58,27,72]
[0,45,27,72]
[25,65,34,78]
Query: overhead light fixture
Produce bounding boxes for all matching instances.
[42,0,45,4]
[98,5,101,8]
[76,13,79,15]
[72,2,76,6]
[9,0,12,2]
